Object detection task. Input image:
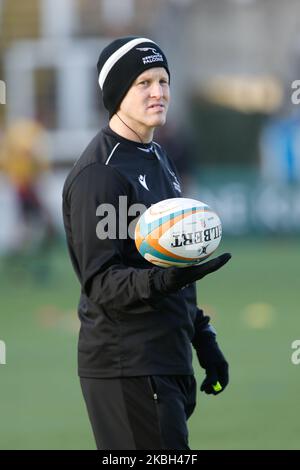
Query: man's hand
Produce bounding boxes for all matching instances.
[200,361,229,395]
[151,253,231,294]
[196,332,229,396]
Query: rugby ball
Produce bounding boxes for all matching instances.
[134,197,222,268]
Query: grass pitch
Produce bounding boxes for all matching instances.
[0,237,299,449]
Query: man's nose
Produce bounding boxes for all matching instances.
[150,82,164,98]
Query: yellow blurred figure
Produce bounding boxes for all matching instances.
[0,119,49,190]
[0,119,56,259]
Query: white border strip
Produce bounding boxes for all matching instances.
[99,37,155,89]
[105,142,120,165]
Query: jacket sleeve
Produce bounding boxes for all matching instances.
[191,306,217,350]
[182,283,215,348]
[67,163,162,314]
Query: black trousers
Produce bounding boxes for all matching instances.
[80,375,197,450]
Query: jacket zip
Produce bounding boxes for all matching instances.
[148,376,158,403]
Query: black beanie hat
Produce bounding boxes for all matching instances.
[97,36,170,118]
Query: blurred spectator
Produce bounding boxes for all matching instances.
[0,119,57,277]
[260,112,300,184]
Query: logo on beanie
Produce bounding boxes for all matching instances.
[136,47,164,65]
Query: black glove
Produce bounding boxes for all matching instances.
[195,331,229,396]
[151,253,231,294]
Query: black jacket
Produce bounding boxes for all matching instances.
[62,126,210,377]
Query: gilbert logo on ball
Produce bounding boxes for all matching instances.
[134,198,222,267]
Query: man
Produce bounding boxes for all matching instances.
[62,36,231,450]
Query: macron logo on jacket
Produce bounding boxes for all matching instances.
[138,174,149,191]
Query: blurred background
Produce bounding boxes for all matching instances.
[0,0,299,450]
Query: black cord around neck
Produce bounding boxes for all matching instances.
[116,113,144,144]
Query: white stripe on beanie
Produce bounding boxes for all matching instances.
[98,37,156,90]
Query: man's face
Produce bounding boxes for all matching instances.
[118,67,170,133]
